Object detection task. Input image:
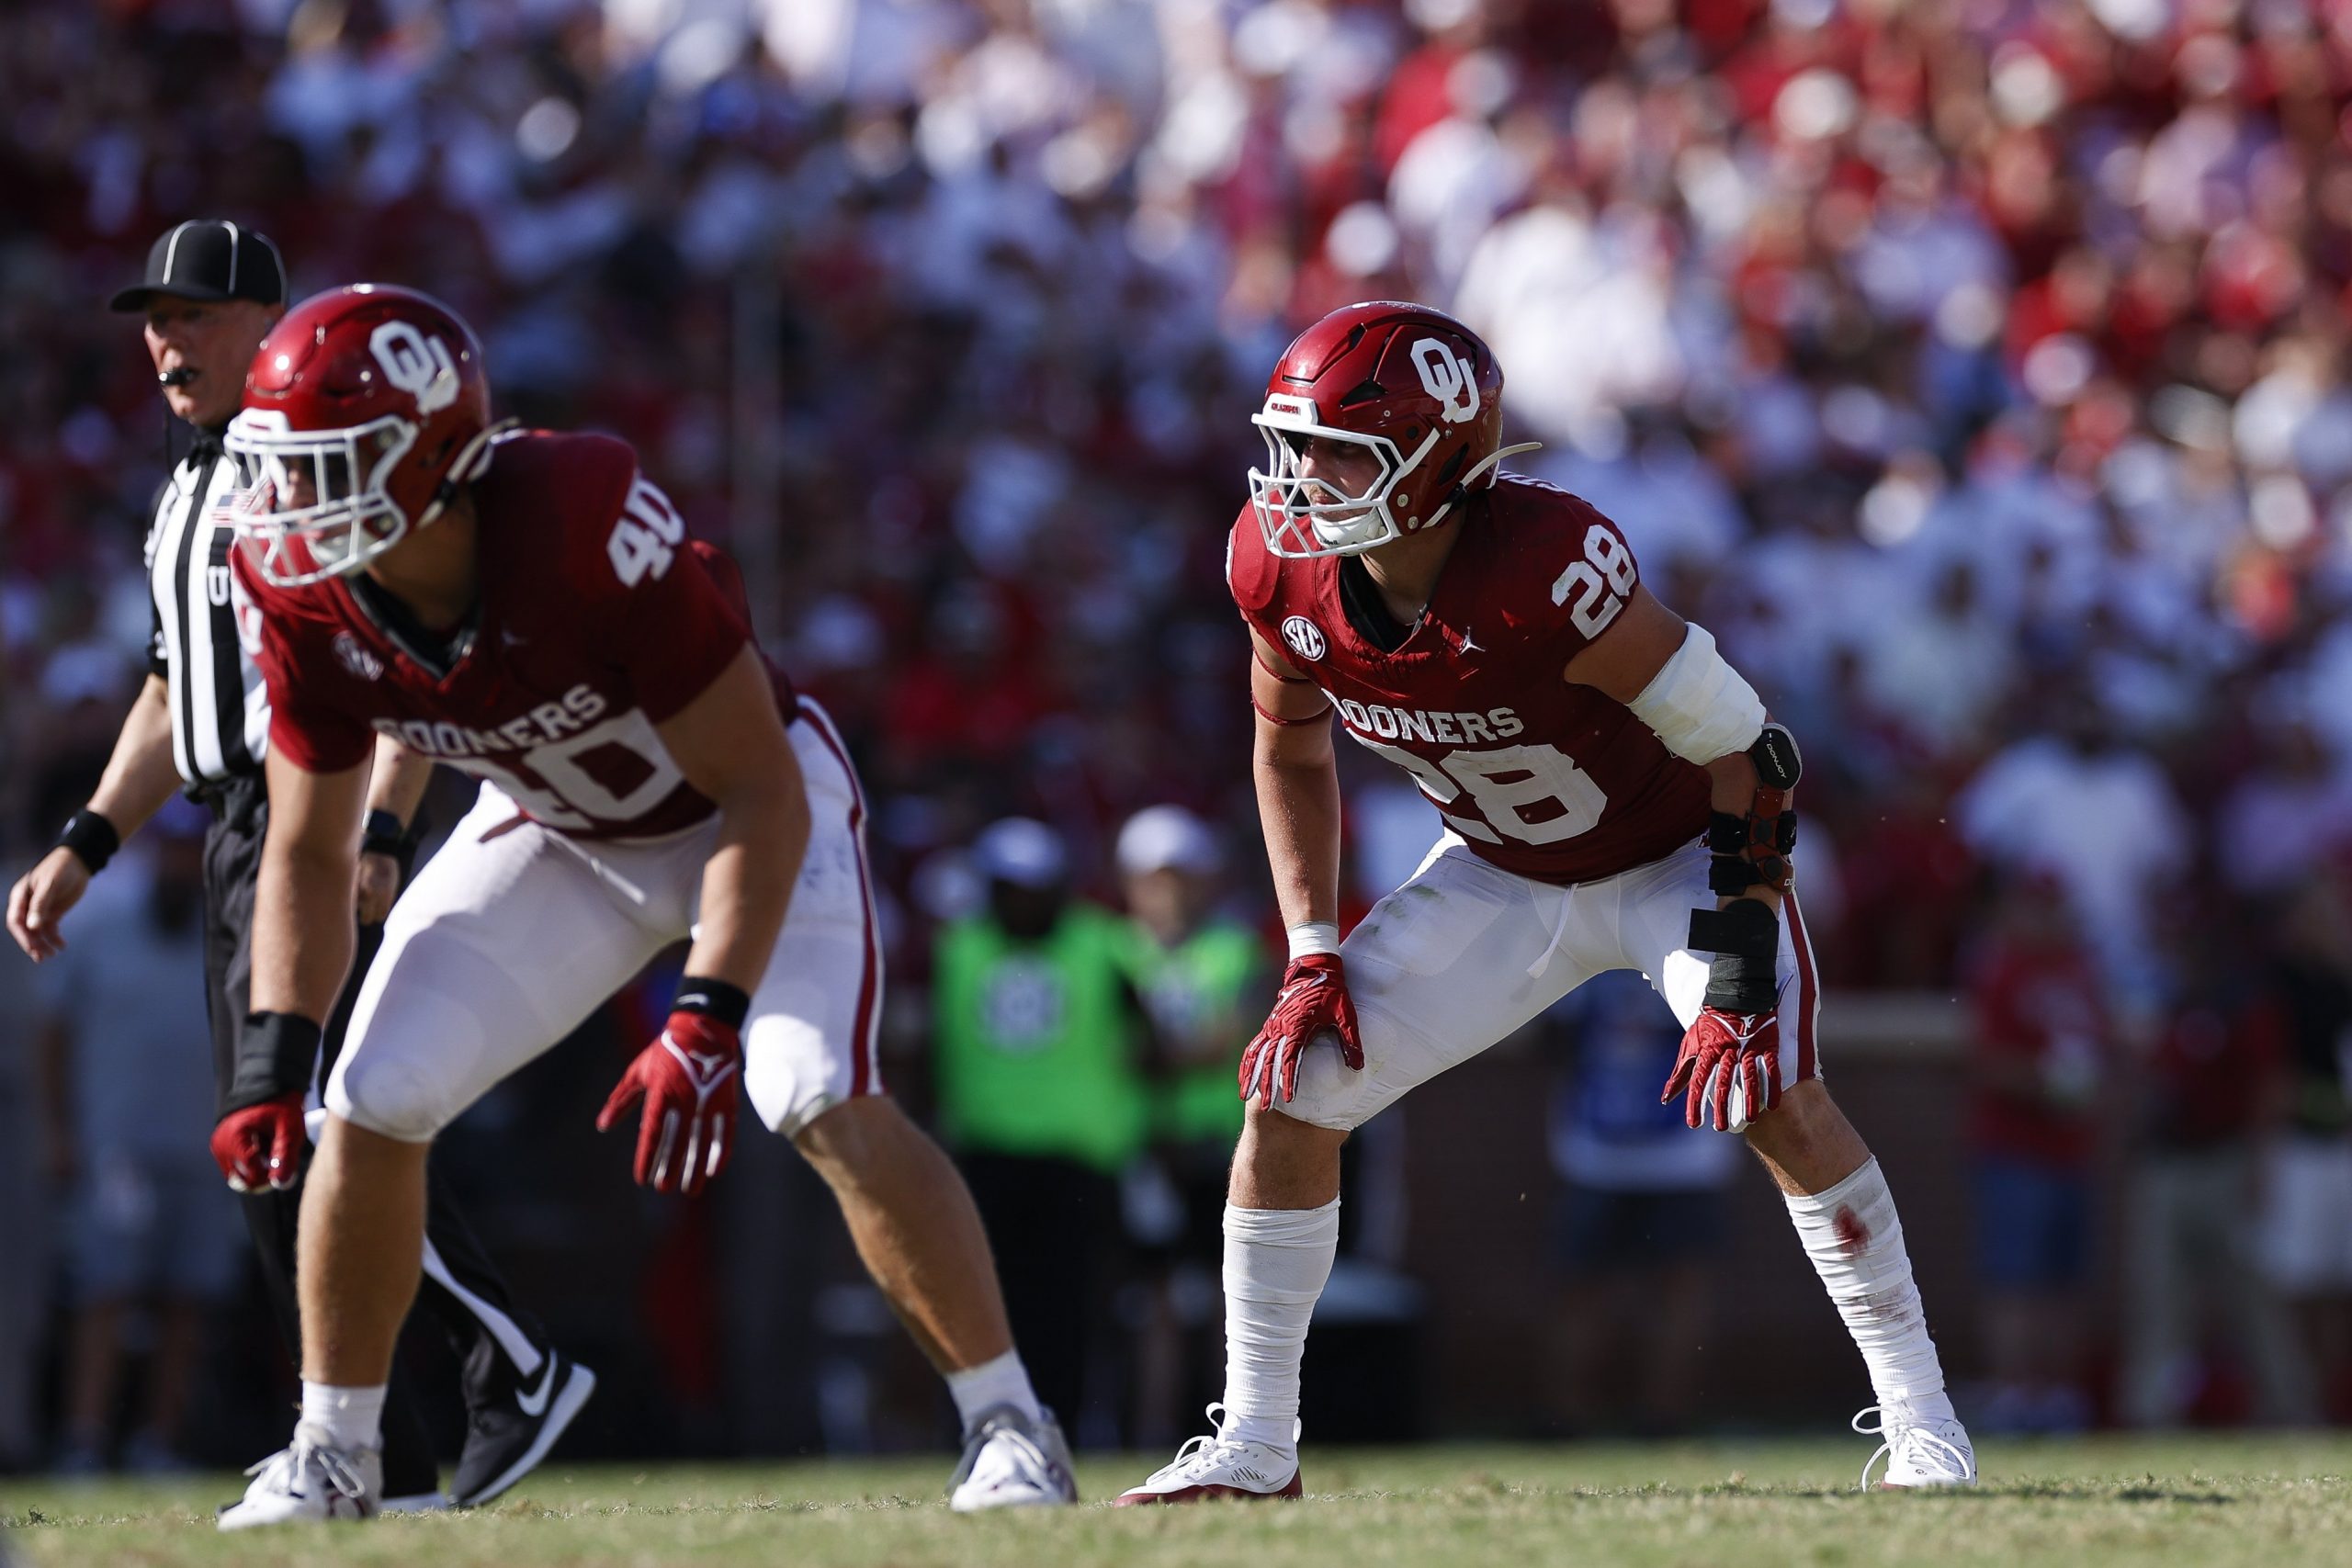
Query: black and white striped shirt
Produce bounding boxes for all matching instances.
[143,431,269,785]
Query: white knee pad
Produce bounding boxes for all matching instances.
[326,1049,452,1144]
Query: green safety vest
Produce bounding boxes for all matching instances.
[933,905,1148,1173]
[1125,919,1262,1145]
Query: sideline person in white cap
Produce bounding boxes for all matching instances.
[933,818,1152,1438]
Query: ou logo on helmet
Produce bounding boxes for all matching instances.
[1411,337,1480,426]
[370,321,459,415]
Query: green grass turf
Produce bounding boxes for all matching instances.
[6,1435,2351,1567]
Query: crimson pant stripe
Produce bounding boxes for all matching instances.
[797,698,884,1096]
[1786,890,1820,1083]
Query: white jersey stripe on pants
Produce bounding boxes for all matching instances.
[793,698,884,1099]
[327,698,887,1143]
[1277,834,1822,1134]
[1785,888,1820,1083]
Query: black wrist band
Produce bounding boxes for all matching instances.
[361,808,408,858]
[225,1011,322,1114]
[673,976,751,1032]
[56,809,121,874]
[1690,899,1782,1013]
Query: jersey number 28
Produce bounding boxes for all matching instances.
[1361,738,1609,846]
[1550,524,1635,638]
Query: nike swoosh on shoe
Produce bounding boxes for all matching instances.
[514,1358,560,1417]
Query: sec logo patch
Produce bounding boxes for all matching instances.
[333,630,385,681]
[1282,615,1327,662]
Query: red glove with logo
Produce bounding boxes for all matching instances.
[1662,1006,1781,1134]
[1238,953,1363,1110]
[211,1090,309,1192]
[597,1010,741,1196]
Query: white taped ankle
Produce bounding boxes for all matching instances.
[1221,1198,1340,1451]
[1783,1158,1953,1419]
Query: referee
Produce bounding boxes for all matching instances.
[6,220,594,1505]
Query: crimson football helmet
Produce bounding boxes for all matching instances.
[226,284,503,587]
[1249,300,1534,558]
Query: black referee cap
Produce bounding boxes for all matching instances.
[109,219,288,313]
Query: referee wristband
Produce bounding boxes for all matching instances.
[361,808,408,859]
[1286,921,1341,961]
[673,976,751,1032]
[225,1011,323,1113]
[56,809,121,874]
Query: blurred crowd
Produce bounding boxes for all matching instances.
[6,0,2352,1465]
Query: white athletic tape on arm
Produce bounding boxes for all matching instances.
[1624,623,1767,765]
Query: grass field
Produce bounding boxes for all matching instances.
[7,1434,2351,1567]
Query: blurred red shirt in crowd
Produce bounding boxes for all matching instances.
[2145,981,2290,1151]
[1968,877,2109,1168]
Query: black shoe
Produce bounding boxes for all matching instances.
[451,1347,596,1507]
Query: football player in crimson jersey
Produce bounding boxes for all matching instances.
[1115,302,1975,1505]
[209,286,1073,1528]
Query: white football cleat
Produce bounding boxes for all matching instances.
[1114,1404,1302,1506]
[947,1404,1078,1511]
[1855,1404,1977,1489]
[218,1423,382,1529]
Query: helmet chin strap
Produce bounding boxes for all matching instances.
[1415,441,1543,533]
[413,418,517,531]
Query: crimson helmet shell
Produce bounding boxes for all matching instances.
[1249,300,1517,558]
[226,284,499,586]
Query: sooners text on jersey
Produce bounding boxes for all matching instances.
[237,431,785,840]
[1231,473,1709,886]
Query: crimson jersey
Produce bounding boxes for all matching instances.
[1231,473,1710,886]
[238,430,784,840]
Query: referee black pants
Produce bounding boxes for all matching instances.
[200,773,543,1497]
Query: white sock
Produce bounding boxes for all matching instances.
[1220,1198,1340,1454]
[945,1348,1044,1428]
[299,1382,387,1452]
[1784,1159,1955,1425]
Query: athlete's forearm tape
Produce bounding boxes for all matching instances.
[225,1011,322,1113]
[1624,624,1766,766]
[1689,899,1781,1014]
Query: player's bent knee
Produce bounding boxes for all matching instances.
[1273,1046,1377,1132]
[1254,1098,1353,1143]
[326,1051,455,1144]
[789,1092,911,1172]
[1742,1077,1862,1156]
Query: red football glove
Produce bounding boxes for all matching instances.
[596,1011,741,1196]
[211,1091,309,1193]
[1662,1006,1781,1134]
[1238,953,1364,1109]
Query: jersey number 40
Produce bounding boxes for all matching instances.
[607,478,688,586]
